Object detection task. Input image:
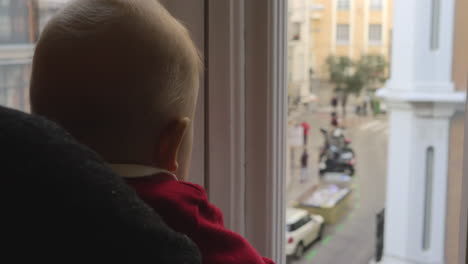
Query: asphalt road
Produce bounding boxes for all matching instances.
[287,111,388,264]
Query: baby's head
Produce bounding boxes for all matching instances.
[30,0,202,179]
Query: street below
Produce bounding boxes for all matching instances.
[287,108,388,264]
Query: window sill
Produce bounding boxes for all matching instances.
[336,42,350,46]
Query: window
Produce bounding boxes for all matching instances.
[430,0,441,50]
[336,24,350,44]
[287,215,312,232]
[370,0,383,10]
[423,147,435,250]
[369,24,382,44]
[0,15,11,40]
[0,0,68,111]
[0,0,64,45]
[0,1,29,44]
[0,64,30,110]
[291,22,301,41]
[0,0,9,7]
[337,0,350,10]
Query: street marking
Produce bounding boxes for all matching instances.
[321,235,332,246]
[305,249,318,260]
[359,120,381,131]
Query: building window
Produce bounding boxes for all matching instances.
[0,15,12,40]
[370,0,383,10]
[291,22,301,41]
[369,24,382,45]
[430,0,441,50]
[337,0,350,10]
[336,24,350,45]
[422,147,434,251]
[0,64,31,111]
[0,1,30,44]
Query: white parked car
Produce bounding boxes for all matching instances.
[286,207,324,259]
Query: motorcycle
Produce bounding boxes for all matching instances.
[318,128,356,176]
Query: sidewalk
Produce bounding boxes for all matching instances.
[286,108,326,204]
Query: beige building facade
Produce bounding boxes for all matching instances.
[446,0,468,263]
[310,0,393,80]
[288,0,313,106]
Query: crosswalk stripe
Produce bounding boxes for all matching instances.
[359,120,381,131]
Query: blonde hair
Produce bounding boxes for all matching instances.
[30,0,202,162]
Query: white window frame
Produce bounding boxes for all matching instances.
[205,0,246,236]
[207,0,286,262]
[191,1,468,264]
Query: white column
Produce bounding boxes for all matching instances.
[376,0,465,263]
[381,102,457,264]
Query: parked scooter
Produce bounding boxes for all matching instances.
[318,128,356,176]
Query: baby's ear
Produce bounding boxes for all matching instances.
[156,118,191,172]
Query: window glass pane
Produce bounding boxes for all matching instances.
[0,1,68,111]
[369,24,382,44]
[0,64,30,110]
[337,0,350,10]
[336,24,350,44]
[0,15,12,40]
[287,0,466,262]
[291,22,301,41]
[370,0,383,10]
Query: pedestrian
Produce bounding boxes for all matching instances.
[300,121,310,146]
[331,111,338,127]
[331,96,338,109]
[300,149,309,183]
[355,104,361,116]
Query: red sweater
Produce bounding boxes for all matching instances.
[125,173,275,264]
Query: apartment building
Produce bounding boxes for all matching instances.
[288,0,313,108]
[310,0,393,80]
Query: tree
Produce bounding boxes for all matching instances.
[326,54,388,116]
[356,55,388,91]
